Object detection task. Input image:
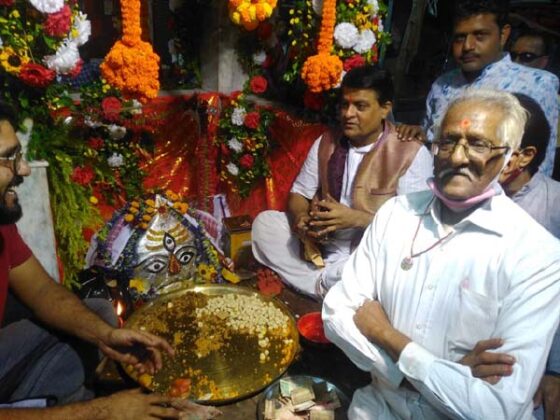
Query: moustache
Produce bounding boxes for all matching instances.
[8,175,23,189]
[460,53,479,60]
[437,168,472,180]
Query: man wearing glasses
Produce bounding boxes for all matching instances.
[396,0,559,176]
[324,90,560,419]
[510,28,551,71]
[0,102,200,419]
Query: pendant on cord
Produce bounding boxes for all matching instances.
[401,256,413,271]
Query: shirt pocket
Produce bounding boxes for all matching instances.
[446,286,499,361]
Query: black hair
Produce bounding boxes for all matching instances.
[340,66,394,104]
[0,101,17,128]
[512,93,550,175]
[454,0,508,29]
[514,27,551,56]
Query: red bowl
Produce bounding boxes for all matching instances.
[297,312,331,344]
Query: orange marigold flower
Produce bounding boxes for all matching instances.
[124,214,135,222]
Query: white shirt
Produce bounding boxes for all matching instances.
[323,190,560,419]
[290,135,433,260]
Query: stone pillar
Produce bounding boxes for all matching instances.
[200,0,247,93]
[16,161,60,282]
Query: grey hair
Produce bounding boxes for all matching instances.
[436,89,528,151]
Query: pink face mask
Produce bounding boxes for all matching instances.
[427,178,498,212]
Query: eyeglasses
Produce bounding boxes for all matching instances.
[0,150,24,173]
[510,51,544,63]
[432,138,510,158]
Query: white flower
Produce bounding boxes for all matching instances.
[226,163,239,176]
[130,99,143,115]
[107,153,124,168]
[231,107,246,126]
[71,12,91,47]
[377,20,384,32]
[228,137,244,153]
[85,117,102,128]
[43,41,80,74]
[353,30,376,53]
[334,23,359,49]
[107,124,127,140]
[0,36,3,49]
[252,51,267,66]
[312,0,323,15]
[367,0,379,13]
[29,0,64,13]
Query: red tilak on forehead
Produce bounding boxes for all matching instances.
[460,118,471,129]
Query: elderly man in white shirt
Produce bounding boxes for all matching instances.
[252,67,433,299]
[323,89,560,419]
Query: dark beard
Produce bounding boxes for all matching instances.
[0,175,24,224]
[0,199,22,224]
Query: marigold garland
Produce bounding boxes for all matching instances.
[228,0,278,31]
[301,0,342,92]
[100,0,160,102]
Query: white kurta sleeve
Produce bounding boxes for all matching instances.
[323,200,404,388]
[290,137,321,200]
[397,251,560,419]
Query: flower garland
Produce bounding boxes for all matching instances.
[228,0,278,31]
[217,91,275,197]
[100,0,160,103]
[301,0,342,92]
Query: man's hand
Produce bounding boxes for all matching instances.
[353,300,411,361]
[396,124,426,142]
[106,389,181,419]
[308,196,371,237]
[458,338,515,385]
[533,375,560,420]
[98,328,175,375]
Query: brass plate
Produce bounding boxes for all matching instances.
[122,284,300,404]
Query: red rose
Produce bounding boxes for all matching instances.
[303,90,324,111]
[343,55,366,72]
[101,96,122,122]
[68,58,83,78]
[239,154,254,169]
[249,76,268,94]
[50,106,71,121]
[0,0,14,5]
[44,4,72,37]
[244,112,261,129]
[257,22,273,40]
[71,166,95,186]
[19,63,55,88]
[87,137,104,150]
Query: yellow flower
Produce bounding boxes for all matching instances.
[130,201,140,208]
[0,47,28,75]
[142,214,152,222]
[9,10,20,19]
[197,263,217,283]
[145,206,155,213]
[124,214,135,222]
[26,35,33,42]
[89,196,99,204]
[145,199,155,207]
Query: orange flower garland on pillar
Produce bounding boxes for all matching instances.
[100,0,160,102]
[301,0,342,92]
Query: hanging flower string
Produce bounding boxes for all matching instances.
[301,0,342,92]
[100,0,160,102]
[228,0,278,31]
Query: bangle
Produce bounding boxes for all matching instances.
[545,370,560,378]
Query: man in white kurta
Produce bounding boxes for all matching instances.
[252,67,433,299]
[323,90,560,419]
